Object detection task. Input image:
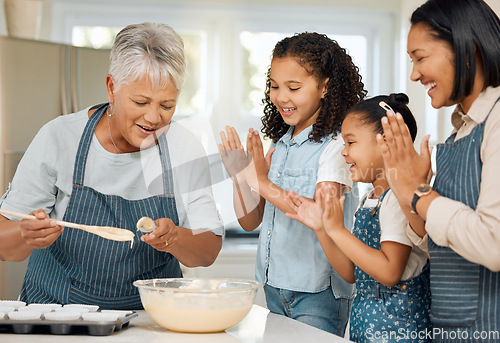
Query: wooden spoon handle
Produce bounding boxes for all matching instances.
[0,209,37,221]
[54,219,97,233]
[0,209,134,247]
[2,209,106,234]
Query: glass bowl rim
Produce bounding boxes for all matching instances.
[133,278,262,293]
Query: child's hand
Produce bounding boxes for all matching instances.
[321,188,346,237]
[219,126,252,184]
[245,129,275,190]
[285,189,324,231]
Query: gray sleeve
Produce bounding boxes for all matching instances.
[0,123,58,217]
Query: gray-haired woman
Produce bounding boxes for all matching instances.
[0,22,223,309]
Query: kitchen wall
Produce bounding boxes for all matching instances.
[0,0,432,143]
[0,0,410,300]
[1,0,478,143]
[0,0,498,139]
[0,0,499,300]
[0,0,402,43]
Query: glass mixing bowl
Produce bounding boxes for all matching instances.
[133,278,261,333]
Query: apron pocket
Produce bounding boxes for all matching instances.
[380,290,410,323]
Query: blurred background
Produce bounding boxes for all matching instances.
[0,0,498,303]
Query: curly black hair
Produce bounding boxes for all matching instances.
[261,32,367,143]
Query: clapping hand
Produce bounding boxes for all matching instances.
[244,128,275,191]
[285,188,325,232]
[321,188,346,237]
[376,111,432,205]
[219,126,252,184]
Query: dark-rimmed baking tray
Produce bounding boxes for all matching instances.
[0,312,137,336]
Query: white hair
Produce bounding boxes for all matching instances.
[109,22,186,92]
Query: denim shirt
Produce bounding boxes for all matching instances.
[256,125,356,298]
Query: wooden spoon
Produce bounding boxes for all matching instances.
[0,209,135,246]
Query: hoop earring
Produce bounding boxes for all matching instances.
[108,103,115,117]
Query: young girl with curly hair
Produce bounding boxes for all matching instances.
[219,32,366,335]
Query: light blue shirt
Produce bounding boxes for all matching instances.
[256,125,356,298]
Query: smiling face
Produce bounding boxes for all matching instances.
[407,23,457,109]
[341,113,387,191]
[106,75,179,152]
[269,57,327,136]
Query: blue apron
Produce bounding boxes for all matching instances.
[19,104,182,309]
[350,189,431,343]
[429,98,500,342]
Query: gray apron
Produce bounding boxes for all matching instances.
[429,98,500,342]
[20,103,182,309]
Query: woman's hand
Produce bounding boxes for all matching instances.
[140,218,179,252]
[139,219,222,267]
[285,189,324,231]
[377,111,432,205]
[20,209,63,249]
[322,190,346,238]
[245,128,275,191]
[219,126,252,184]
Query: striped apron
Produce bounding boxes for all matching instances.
[429,98,500,342]
[19,104,182,309]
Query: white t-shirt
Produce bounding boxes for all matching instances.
[0,107,223,235]
[362,189,429,280]
[317,136,352,191]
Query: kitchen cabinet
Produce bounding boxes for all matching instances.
[0,36,109,192]
[0,36,109,300]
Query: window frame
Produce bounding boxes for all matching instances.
[50,1,400,231]
[51,1,398,123]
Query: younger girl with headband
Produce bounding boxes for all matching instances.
[287,93,431,342]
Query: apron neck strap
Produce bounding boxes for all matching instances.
[72,104,108,186]
[71,104,174,194]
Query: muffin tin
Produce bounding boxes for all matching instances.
[0,302,137,336]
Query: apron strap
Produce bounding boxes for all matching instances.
[156,130,175,196]
[71,104,174,195]
[72,103,108,186]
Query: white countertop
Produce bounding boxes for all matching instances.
[0,305,352,342]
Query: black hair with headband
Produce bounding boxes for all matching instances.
[346,93,418,142]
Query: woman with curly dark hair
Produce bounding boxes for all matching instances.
[219,32,366,335]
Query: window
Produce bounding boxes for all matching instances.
[52,1,398,232]
[240,31,368,117]
[72,26,120,49]
[71,26,206,116]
